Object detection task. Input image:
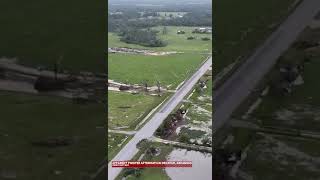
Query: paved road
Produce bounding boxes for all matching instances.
[213,0,320,132]
[108,56,212,180]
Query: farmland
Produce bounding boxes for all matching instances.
[108,53,207,88]
[108,91,167,130]
[108,1,212,179]
[0,91,105,179]
[0,0,106,72]
[108,26,212,53]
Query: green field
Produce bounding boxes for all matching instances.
[108,133,132,162]
[108,53,207,88]
[0,91,105,180]
[108,91,166,130]
[115,142,173,180]
[108,26,212,53]
[214,0,297,73]
[0,0,106,72]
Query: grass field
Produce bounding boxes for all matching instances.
[213,0,297,73]
[0,0,106,72]
[108,26,212,53]
[108,91,166,130]
[0,91,105,180]
[108,53,207,88]
[108,133,132,162]
[115,142,173,180]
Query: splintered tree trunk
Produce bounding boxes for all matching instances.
[157,81,161,93]
[144,82,148,92]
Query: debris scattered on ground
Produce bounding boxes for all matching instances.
[108,47,181,56]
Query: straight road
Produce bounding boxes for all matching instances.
[108,56,212,180]
[213,0,320,132]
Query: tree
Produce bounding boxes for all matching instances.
[142,80,149,92]
[162,26,167,35]
[156,80,161,93]
[179,133,190,143]
[137,139,150,151]
[119,29,167,47]
[201,37,211,41]
[123,168,141,178]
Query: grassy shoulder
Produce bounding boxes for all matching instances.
[108,133,132,162]
[0,91,105,180]
[108,91,169,130]
[108,53,207,88]
[108,26,212,53]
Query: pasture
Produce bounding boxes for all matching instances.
[108,91,165,130]
[0,91,105,179]
[0,0,106,72]
[108,53,208,88]
[108,26,212,53]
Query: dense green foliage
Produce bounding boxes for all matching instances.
[119,29,167,47]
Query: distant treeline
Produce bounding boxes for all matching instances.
[118,29,167,47]
[108,10,212,32]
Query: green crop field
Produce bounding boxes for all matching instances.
[0,0,106,72]
[108,133,132,162]
[214,0,297,73]
[0,91,105,180]
[108,53,207,88]
[108,91,166,130]
[108,26,212,53]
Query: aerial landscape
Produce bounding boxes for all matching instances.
[214,0,320,179]
[107,0,212,179]
[0,1,106,179]
[2,0,320,179]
